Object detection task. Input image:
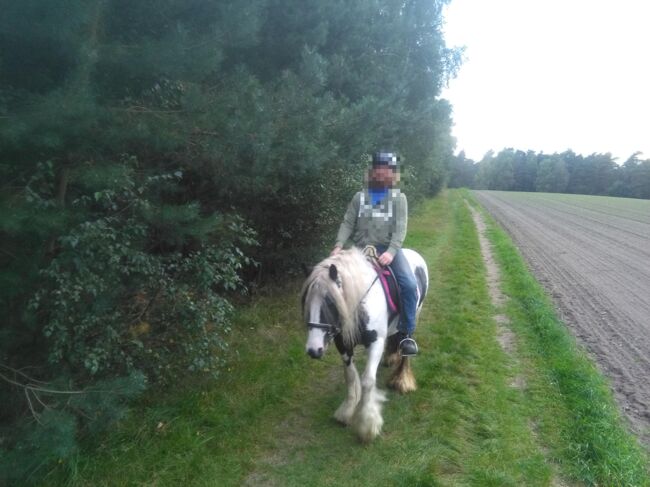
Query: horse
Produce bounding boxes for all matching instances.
[301,246,428,442]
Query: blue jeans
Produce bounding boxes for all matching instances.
[376,246,418,335]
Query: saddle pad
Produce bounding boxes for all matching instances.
[376,266,400,316]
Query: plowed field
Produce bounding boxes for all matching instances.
[474,190,650,445]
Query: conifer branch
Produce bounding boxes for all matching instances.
[0,370,85,395]
[25,388,43,424]
[0,364,49,384]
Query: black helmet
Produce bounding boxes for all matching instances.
[372,151,399,170]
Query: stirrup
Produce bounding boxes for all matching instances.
[399,337,418,357]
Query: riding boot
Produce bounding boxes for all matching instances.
[398,332,418,357]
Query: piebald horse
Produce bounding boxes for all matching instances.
[302,247,428,442]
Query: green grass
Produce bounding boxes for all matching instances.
[465,189,650,485]
[42,190,649,486]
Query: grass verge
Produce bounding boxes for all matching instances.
[465,189,650,485]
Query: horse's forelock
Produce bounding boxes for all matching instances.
[301,248,369,347]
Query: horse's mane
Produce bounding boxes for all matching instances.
[301,247,371,347]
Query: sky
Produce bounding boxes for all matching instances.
[441,0,650,163]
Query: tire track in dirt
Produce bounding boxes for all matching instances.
[474,191,650,446]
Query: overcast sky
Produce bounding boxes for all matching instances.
[441,0,650,163]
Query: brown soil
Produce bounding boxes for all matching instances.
[474,190,650,447]
[466,202,517,354]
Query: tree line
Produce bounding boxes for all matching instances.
[0,0,459,481]
[449,149,650,199]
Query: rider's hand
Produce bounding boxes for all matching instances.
[330,245,342,257]
[378,252,393,267]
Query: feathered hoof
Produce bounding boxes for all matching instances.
[387,357,417,394]
[352,389,387,443]
[387,371,417,394]
[334,401,356,425]
[352,408,383,443]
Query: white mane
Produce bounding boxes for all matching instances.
[301,247,372,347]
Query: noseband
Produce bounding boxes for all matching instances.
[307,321,341,339]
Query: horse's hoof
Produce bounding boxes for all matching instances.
[388,366,417,394]
[353,413,383,443]
[352,389,386,442]
[388,376,417,394]
[334,404,355,425]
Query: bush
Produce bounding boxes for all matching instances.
[27,158,257,381]
[1,157,256,484]
[0,1,459,482]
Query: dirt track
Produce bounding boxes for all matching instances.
[474,190,650,446]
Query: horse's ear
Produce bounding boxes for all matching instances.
[301,263,312,277]
[329,264,338,281]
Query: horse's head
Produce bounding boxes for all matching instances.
[301,250,367,359]
[302,263,343,359]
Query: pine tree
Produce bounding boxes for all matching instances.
[536,156,569,193]
[1,1,461,481]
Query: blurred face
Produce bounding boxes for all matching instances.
[368,166,396,188]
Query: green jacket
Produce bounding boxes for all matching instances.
[335,189,408,256]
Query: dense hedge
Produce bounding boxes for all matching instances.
[0,1,459,482]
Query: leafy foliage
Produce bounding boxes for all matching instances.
[1,0,460,274]
[27,160,256,380]
[1,157,256,484]
[0,0,459,483]
[450,148,650,198]
[536,156,569,193]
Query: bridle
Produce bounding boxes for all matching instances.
[306,274,379,339]
[306,321,341,340]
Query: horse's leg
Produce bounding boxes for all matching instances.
[387,302,420,393]
[383,332,401,368]
[352,336,387,443]
[333,335,361,425]
[387,299,423,393]
[388,355,417,393]
[388,306,419,393]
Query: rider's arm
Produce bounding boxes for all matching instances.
[386,192,407,257]
[335,192,360,249]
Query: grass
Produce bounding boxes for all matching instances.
[42,190,648,486]
[465,189,650,485]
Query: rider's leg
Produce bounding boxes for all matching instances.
[385,248,419,356]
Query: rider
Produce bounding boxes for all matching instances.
[330,151,419,356]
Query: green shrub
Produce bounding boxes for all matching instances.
[1,158,256,484]
[27,159,256,381]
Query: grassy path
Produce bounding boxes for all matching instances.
[46,190,648,486]
[467,191,649,485]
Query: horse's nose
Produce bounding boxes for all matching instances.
[307,347,323,359]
